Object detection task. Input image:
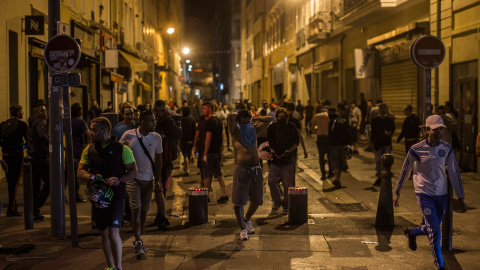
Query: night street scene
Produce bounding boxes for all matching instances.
[0,0,480,269]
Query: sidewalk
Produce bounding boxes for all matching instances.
[0,136,479,269]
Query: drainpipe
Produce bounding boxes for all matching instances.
[434,0,440,106]
[339,34,346,103]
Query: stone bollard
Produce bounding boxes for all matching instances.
[23,156,34,230]
[288,187,308,224]
[188,188,208,225]
[375,154,394,229]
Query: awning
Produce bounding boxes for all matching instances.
[119,50,148,72]
[110,72,124,84]
[135,80,152,91]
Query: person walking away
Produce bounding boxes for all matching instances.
[371,103,395,186]
[445,101,460,152]
[349,101,362,154]
[201,102,228,203]
[396,105,420,154]
[153,100,182,229]
[358,93,368,139]
[267,109,299,213]
[435,105,455,146]
[304,100,315,137]
[120,111,162,258]
[327,107,350,189]
[215,103,229,151]
[180,107,196,176]
[0,105,27,217]
[88,100,102,123]
[364,99,374,152]
[310,106,332,180]
[393,115,467,270]
[77,117,137,270]
[229,110,271,240]
[27,105,50,220]
[71,103,91,203]
[103,101,114,113]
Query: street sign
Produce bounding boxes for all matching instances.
[44,34,81,73]
[25,16,45,35]
[410,35,446,69]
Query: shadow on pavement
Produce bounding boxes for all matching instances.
[374,227,393,252]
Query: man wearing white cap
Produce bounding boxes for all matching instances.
[393,115,467,270]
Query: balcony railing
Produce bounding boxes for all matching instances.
[307,12,332,43]
[344,0,368,14]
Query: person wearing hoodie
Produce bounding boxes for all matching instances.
[27,105,50,220]
[0,105,28,217]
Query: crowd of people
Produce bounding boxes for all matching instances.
[0,95,471,270]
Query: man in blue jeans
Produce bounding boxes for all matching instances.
[393,115,467,270]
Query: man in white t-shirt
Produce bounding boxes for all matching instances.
[120,110,163,259]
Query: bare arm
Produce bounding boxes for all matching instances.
[194,130,200,153]
[154,153,163,191]
[476,140,480,157]
[204,132,212,160]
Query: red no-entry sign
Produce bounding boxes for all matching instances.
[44,34,81,73]
[410,35,446,69]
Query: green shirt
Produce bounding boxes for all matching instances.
[80,144,135,165]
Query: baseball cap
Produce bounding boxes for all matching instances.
[426,115,446,129]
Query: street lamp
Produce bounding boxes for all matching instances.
[167,27,175,34]
[183,47,190,55]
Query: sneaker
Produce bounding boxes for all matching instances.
[33,213,44,221]
[76,194,87,203]
[6,210,22,217]
[373,178,381,187]
[332,180,341,189]
[404,228,417,251]
[240,229,248,241]
[216,196,229,204]
[271,204,281,213]
[244,220,255,234]
[282,207,288,213]
[105,266,115,270]
[155,215,170,230]
[134,240,145,257]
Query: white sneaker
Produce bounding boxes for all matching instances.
[240,229,248,241]
[244,220,255,234]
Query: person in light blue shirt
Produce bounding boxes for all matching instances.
[393,115,467,270]
[113,103,139,141]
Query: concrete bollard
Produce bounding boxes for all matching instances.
[23,156,34,230]
[375,154,394,229]
[288,187,308,224]
[188,188,208,225]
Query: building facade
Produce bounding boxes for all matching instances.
[0,0,185,123]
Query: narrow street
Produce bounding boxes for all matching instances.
[0,136,479,269]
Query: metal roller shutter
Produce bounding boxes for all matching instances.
[381,60,418,155]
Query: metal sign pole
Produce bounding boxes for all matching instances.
[61,73,79,247]
[48,0,65,239]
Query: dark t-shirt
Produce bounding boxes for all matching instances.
[305,105,315,118]
[72,117,88,158]
[267,122,299,165]
[371,116,396,150]
[205,116,223,153]
[181,116,196,142]
[196,116,207,153]
[0,118,28,152]
[288,115,302,130]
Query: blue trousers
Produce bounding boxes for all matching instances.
[411,193,447,269]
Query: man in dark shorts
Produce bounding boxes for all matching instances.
[180,107,196,176]
[201,102,228,203]
[327,107,350,189]
[229,109,271,240]
[77,117,137,270]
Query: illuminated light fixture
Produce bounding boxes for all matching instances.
[236,64,239,67]
[167,28,175,34]
[186,59,191,63]
[183,47,190,55]
[188,65,193,68]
